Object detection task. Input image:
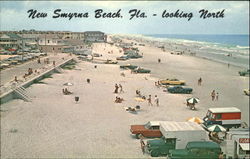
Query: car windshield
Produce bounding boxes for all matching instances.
[144,122,151,129]
[206,111,215,120]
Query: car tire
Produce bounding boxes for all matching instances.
[151,150,159,157]
[136,134,143,139]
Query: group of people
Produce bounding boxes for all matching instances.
[147,95,159,106]
[154,81,161,88]
[23,68,37,79]
[62,88,72,95]
[211,90,219,101]
[114,84,124,94]
[115,96,124,103]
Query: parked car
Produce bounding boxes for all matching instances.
[93,53,101,57]
[120,64,138,70]
[104,59,118,64]
[130,121,162,139]
[167,86,192,94]
[11,60,18,65]
[127,54,143,59]
[160,79,186,85]
[116,56,128,60]
[244,89,250,96]
[169,141,221,159]
[133,67,151,73]
[239,69,250,76]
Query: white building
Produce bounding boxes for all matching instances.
[84,31,107,42]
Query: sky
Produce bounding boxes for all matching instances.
[0,1,249,34]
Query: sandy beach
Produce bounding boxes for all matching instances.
[0,36,249,158]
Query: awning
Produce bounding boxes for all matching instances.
[240,143,250,151]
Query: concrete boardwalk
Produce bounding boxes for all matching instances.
[0,53,74,101]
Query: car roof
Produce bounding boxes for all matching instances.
[208,107,241,113]
[160,121,204,131]
[186,141,220,149]
[148,121,162,126]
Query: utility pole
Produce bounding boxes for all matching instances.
[21,32,24,61]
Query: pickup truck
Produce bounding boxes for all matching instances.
[168,141,221,159]
[130,121,162,139]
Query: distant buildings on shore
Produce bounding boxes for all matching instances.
[0,30,107,53]
[84,31,107,42]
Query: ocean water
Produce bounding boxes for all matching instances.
[141,34,250,68]
[146,34,249,47]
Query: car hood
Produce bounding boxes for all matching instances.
[130,125,146,131]
[147,139,165,146]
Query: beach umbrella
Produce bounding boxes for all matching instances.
[186,117,203,124]
[63,82,73,86]
[207,124,227,132]
[134,97,145,102]
[186,97,200,104]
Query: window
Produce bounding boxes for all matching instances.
[152,126,160,130]
[216,114,222,119]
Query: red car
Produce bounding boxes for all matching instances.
[130,121,163,139]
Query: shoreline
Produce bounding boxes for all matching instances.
[113,34,249,69]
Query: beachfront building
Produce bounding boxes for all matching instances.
[84,31,107,42]
[18,34,39,49]
[0,33,22,49]
[38,34,65,53]
[62,39,86,53]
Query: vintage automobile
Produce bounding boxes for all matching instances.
[93,53,101,57]
[120,64,138,70]
[239,69,250,76]
[132,67,151,73]
[169,141,221,159]
[167,86,192,94]
[130,121,162,139]
[116,56,129,61]
[202,107,242,129]
[104,60,118,64]
[160,79,186,85]
[127,54,143,59]
[244,89,250,96]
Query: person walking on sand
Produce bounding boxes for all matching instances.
[140,138,145,154]
[114,84,119,94]
[155,95,159,106]
[158,58,161,63]
[75,96,79,103]
[148,95,153,106]
[119,84,124,93]
[216,92,219,101]
[211,90,216,101]
[198,77,202,86]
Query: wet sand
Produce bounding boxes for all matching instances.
[0,36,249,158]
